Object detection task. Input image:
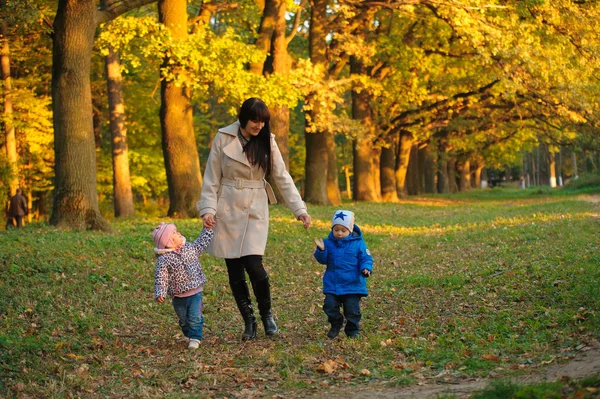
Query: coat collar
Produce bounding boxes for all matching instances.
[220,121,251,167]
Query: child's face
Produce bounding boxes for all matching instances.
[167,228,185,249]
[332,224,351,240]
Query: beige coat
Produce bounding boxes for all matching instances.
[198,121,307,258]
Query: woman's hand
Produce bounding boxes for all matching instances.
[202,213,216,229]
[298,213,311,229]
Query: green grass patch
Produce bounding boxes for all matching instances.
[1,187,599,397]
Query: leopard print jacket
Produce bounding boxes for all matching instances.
[154,228,214,299]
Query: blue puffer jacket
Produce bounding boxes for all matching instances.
[314,224,374,296]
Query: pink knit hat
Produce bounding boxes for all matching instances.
[152,222,176,249]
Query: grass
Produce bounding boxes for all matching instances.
[1,184,599,398]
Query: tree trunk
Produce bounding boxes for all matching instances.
[380,137,399,202]
[304,127,329,205]
[269,0,291,169]
[423,143,437,194]
[406,144,419,195]
[437,141,449,194]
[0,8,18,195]
[304,0,340,205]
[474,163,484,188]
[326,131,341,205]
[457,160,471,192]
[105,47,135,217]
[351,59,380,202]
[395,130,412,198]
[159,0,203,218]
[548,150,557,188]
[571,150,578,179]
[417,145,426,194]
[447,154,459,193]
[50,0,109,230]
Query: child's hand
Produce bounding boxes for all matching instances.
[314,238,324,251]
[156,296,165,303]
[202,214,216,229]
[361,269,371,277]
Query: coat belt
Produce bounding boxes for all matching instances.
[221,178,278,205]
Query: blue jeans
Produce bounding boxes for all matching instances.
[323,294,362,337]
[172,292,204,340]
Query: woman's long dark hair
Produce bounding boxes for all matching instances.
[239,98,272,176]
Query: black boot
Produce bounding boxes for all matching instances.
[252,277,278,335]
[230,280,257,341]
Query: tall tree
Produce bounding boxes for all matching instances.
[351,56,381,202]
[158,0,203,218]
[105,46,135,217]
[0,0,18,195]
[50,0,155,229]
[304,0,332,205]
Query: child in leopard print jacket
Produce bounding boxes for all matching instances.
[153,222,214,350]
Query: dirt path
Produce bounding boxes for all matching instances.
[315,340,600,399]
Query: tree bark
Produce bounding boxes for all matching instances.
[304,0,341,205]
[474,163,484,189]
[380,136,399,202]
[548,150,557,187]
[304,127,329,205]
[0,6,18,195]
[406,144,419,195]
[105,46,135,217]
[423,143,437,194]
[159,0,203,218]
[50,0,110,230]
[394,130,412,198]
[326,131,342,205]
[437,141,449,194]
[457,159,471,192]
[351,57,380,202]
[447,154,459,193]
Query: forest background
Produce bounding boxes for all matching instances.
[1,0,600,229]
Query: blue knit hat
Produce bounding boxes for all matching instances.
[332,210,355,232]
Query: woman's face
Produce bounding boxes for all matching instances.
[242,119,265,138]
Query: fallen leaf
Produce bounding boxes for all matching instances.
[482,354,500,362]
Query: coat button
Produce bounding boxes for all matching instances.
[227,162,232,166]
[225,206,230,211]
[243,208,248,213]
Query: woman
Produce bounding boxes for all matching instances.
[198,98,311,340]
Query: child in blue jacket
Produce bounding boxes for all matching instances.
[314,210,373,339]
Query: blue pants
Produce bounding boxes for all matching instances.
[172,292,204,340]
[323,294,362,337]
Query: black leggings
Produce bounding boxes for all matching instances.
[225,255,267,284]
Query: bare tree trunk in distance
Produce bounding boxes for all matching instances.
[326,132,342,205]
[0,6,18,195]
[437,141,449,194]
[159,0,203,218]
[406,145,419,195]
[105,46,135,217]
[304,0,341,205]
[50,0,110,230]
[351,57,380,202]
[395,130,412,198]
[548,150,557,187]
[457,160,471,192]
[380,136,399,202]
[447,155,459,193]
[423,143,437,194]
